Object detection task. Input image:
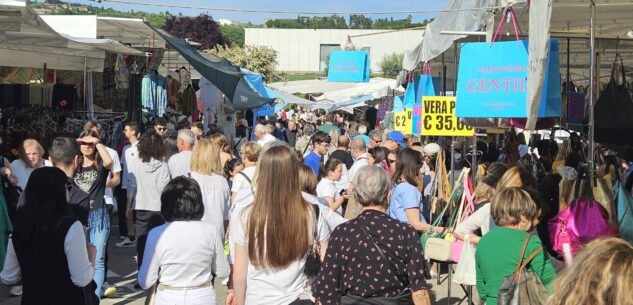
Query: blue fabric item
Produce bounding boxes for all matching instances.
[403,82,416,108]
[415,74,436,105]
[388,182,425,224]
[304,151,321,176]
[88,208,110,299]
[355,135,370,146]
[393,96,405,112]
[141,72,168,116]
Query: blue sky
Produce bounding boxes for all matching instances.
[64,0,450,24]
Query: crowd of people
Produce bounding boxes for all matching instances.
[0,108,629,305]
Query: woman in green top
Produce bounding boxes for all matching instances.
[475,187,556,305]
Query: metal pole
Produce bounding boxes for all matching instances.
[588,0,596,183]
[451,43,458,189]
[83,56,87,119]
[472,135,477,183]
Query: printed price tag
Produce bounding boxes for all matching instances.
[420,96,475,136]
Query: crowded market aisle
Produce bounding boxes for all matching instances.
[0,220,469,305]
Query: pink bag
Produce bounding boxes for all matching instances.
[451,176,474,262]
[548,199,616,257]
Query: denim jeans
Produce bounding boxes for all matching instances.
[88,208,110,298]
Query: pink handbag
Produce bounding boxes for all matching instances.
[549,199,615,257]
[451,176,474,262]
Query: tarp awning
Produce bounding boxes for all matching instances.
[152,27,275,110]
[0,0,144,71]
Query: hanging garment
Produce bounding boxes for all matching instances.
[85,70,94,120]
[127,74,143,123]
[199,77,219,130]
[141,72,168,116]
[115,54,129,91]
[51,85,76,112]
[180,85,194,116]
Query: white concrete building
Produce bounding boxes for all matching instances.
[244,28,424,73]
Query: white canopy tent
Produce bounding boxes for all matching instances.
[268,77,403,111]
[0,0,143,72]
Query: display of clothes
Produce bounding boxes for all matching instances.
[141,71,168,117]
[0,84,69,109]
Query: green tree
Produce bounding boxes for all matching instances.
[208,45,279,81]
[220,25,245,47]
[379,53,403,78]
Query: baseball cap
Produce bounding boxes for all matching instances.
[355,135,370,146]
[387,131,406,148]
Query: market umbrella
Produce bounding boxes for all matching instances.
[151,27,275,110]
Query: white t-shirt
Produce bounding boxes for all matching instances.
[138,221,229,291]
[104,146,122,207]
[168,151,193,178]
[231,193,330,305]
[257,134,278,148]
[455,202,495,236]
[348,153,369,185]
[190,172,231,237]
[231,166,256,194]
[316,178,342,214]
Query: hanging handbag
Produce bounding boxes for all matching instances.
[450,175,474,263]
[341,220,413,305]
[497,234,548,305]
[595,54,633,147]
[549,168,616,260]
[613,165,633,244]
[452,234,476,286]
[303,204,321,277]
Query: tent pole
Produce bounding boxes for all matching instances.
[588,0,596,183]
[83,56,87,119]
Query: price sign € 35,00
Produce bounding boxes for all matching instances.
[420,96,474,136]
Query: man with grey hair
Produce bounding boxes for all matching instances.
[348,138,369,185]
[167,129,195,178]
[368,129,383,149]
[255,123,277,148]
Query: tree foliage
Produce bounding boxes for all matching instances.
[264,15,431,30]
[208,46,279,82]
[379,53,404,78]
[162,14,230,50]
[220,25,245,48]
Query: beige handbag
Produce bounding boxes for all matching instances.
[424,237,453,261]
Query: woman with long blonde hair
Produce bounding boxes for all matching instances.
[190,139,231,237]
[209,133,234,169]
[232,144,329,305]
[547,237,633,305]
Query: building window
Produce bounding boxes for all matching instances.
[320,44,340,72]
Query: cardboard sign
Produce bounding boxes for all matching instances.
[455,40,561,118]
[327,51,370,83]
[421,96,474,136]
[394,110,412,134]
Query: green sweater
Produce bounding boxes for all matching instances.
[475,227,556,305]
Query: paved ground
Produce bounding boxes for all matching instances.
[0,221,477,305]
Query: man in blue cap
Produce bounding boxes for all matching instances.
[384,131,407,151]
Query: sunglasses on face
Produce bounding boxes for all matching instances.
[372,138,382,143]
[388,159,396,164]
[78,141,95,146]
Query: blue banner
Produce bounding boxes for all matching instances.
[455,40,561,118]
[328,51,370,83]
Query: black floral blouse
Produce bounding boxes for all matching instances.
[313,210,427,304]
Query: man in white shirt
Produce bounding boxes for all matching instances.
[168,129,195,178]
[255,124,277,148]
[348,138,369,185]
[118,122,140,248]
[231,141,260,203]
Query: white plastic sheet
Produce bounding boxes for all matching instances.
[525,0,553,130]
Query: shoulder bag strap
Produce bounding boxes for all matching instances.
[238,172,252,185]
[514,233,533,274]
[357,218,409,286]
[514,246,544,282]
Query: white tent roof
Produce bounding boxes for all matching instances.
[0,0,143,71]
[268,77,402,111]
